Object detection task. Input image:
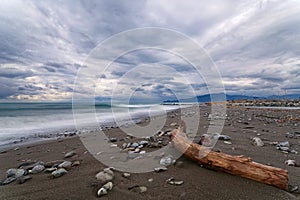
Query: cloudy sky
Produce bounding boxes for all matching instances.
[0,0,300,101]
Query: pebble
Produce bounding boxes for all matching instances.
[224,141,232,145]
[170,122,177,127]
[154,167,168,172]
[97,188,108,197]
[102,182,113,191]
[148,178,153,182]
[30,164,45,174]
[44,167,57,173]
[95,168,114,183]
[218,135,231,141]
[109,138,117,142]
[18,176,32,184]
[166,177,184,186]
[122,173,130,178]
[44,160,65,168]
[51,168,68,178]
[285,159,296,166]
[139,186,147,193]
[7,168,26,178]
[72,161,81,167]
[251,137,264,147]
[64,151,77,158]
[131,143,139,148]
[20,161,45,170]
[58,161,72,170]
[140,150,146,154]
[97,182,113,197]
[160,156,173,166]
[277,141,290,147]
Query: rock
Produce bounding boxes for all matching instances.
[30,164,45,174]
[285,159,296,166]
[148,178,153,182]
[95,168,114,183]
[97,188,108,197]
[288,185,299,193]
[44,160,65,168]
[64,151,77,158]
[160,156,172,166]
[44,167,57,173]
[2,177,16,185]
[139,140,148,146]
[20,161,44,170]
[110,144,118,148]
[6,169,26,178]
[218,135,231,141]
[166,177,184,186]
[134,148,140,153]
[139,186,147,193]
[72,161,80,167]
[131,143,139,148]
[58,161,72,170]
[122,143,127,149]
[140,150,146,154]
[17,161,36,169]
[251,137,264,146]
[102,182,113,191]
[109,138,117,142]
[170,122,177,127]
[51,168,68,178]
[154,167,168,172]
[18,176,32,184]
[277,141,290,147]
[224,141,232,145]
[122,173,130,178]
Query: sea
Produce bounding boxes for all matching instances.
[0,102,181,148]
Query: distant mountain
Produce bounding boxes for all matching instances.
[267,94,300,100]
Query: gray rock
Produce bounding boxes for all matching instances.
[64,151,77,158]
[277,141,290,147]
[166,177,184,186]
[160,156,172,166]
[6,168,26,178]
[102,182,113,191]
[154,167,168,172]
[2,177,16,185]
[51,168,68,178]
[127,152,140,160]
[140,186,147,193]
[139,140,148,146]
[251,137,264,146]
[18,176,32,184]
[218,135,231,141]
[44,160,65,168]
[30,164,45,174]
[20,161,45,171]
[95,168,114,183]
[122,173,130,178]
[58,161,72,170]
[285,159,296,166]
[131,143,139,148]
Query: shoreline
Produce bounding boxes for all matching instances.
[0,105,299,199]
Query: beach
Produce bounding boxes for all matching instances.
[0,105,299,200]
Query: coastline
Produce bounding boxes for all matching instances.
[0,105,299,199]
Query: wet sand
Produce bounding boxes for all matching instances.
[0,106,299,200]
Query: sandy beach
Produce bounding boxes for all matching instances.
[0,105,299,200]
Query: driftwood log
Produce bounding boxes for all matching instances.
[170,128,289,190]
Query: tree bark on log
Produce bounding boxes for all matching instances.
[170,128,289,190]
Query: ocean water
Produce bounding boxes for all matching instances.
[0,102,180,147]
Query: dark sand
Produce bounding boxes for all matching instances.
[0,106,299,200]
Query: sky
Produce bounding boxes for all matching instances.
[0,0,300,101]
